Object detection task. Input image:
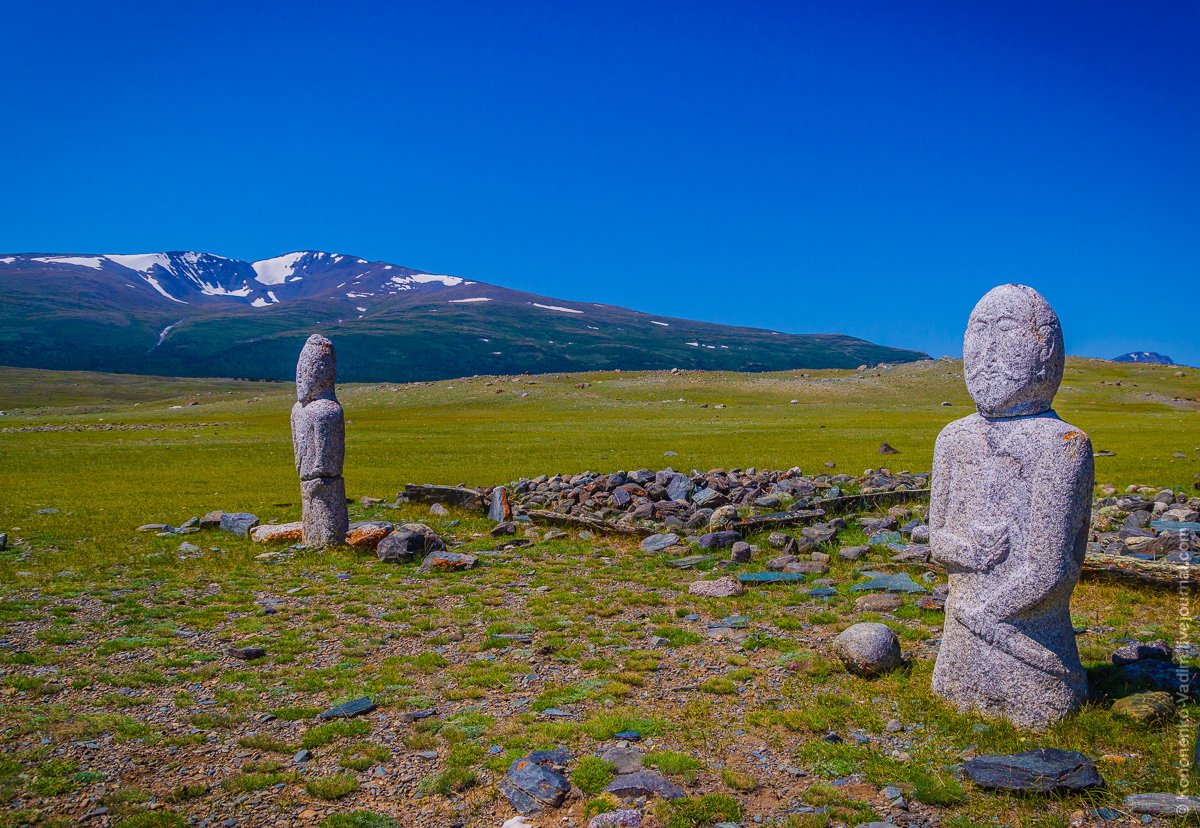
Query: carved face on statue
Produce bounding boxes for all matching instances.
[296,334,337,403]
[963,284,1064,418]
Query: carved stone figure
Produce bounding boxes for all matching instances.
[291,334,349,547]
[930,284,1093,729]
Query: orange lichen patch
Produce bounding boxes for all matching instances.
[345,524,391,549]
[250,522,304,543]
[1062,430,1085,441]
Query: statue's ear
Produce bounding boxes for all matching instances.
[1036,325,1057,378]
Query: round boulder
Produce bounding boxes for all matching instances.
[832,622,902,677]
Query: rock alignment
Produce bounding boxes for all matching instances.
[291,334,349,547]
[930,285,1093,729]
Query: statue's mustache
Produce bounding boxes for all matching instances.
[965,360,1025,382]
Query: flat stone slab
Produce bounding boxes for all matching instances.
[784,561,829,575]
[250,522,303,544]
[1151,521,1200,532]
[603,770,685,800]
[738,572,807,584]
[1120,659,1200,698]
[963,748,1103,792]
[419,551,479,572]
[668,554,714,570]
[526,747,571,766]
[1124,793,1200,817]
[640,533,681,553]
[589,809,642,828]
[397,708,437,723]
[227,646,267,661]
[220,512,259,537]
[709,616,748,629]
[850,573,927,594]
[500,756,570,814]
[806,587,838,598]
[698,530,743,550]
[317,697,376,720]
[1111,639,1172,666]
[855,593,903,613]
[867,530,903,546]
[405,484,483,511]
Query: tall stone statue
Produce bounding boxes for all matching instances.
[930,285,1093,730]
[291,334,349,547]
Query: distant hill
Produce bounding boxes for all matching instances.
[0,251,930,382]
[1113,352,1174,365]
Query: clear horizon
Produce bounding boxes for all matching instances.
[2,1,1196,365]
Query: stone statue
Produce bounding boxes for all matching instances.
[291,334,349,547]
[930,284,1093,730]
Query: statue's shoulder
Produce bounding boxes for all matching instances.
[934,412,982,446]
[304,397,343,414]
[1024,414,1093,471]
[1026,412,1091,444]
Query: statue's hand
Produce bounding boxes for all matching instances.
[933,523,1010,572]
[966,523,1010,571]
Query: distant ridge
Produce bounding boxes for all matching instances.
[1112,352,1174,365]
[0,250,930,382]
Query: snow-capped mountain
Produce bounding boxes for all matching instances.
[1,250,467,308]
[1112,351,1174,365]
[0,249,930,383]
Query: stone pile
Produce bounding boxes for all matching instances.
[1088,486,1200,562]
[475,465,930,536]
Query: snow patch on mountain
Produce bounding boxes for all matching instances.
[252,252,306,285]
[106,253,171,273]
[651,321,669,326]
[449,297,491,303]
[0,257,15,264]
[143,272,187,303]
[198,284,252,298]
[533,303,583,314]
[32,256,106,270]
[408,273,468,286]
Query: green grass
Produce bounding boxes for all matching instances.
[661,794,744,828]
[319,815,400,828]
[301,719,371,749]
[305,773,359,800]
[644,749,706,776]
[572,756,615,795]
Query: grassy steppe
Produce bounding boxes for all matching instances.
[2,358,1197,555]
[0,358,1197,828]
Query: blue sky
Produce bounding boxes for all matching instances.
[2,0,1197,365]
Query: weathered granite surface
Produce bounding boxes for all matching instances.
[930,285,1093,730]
[291,335,349,547]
